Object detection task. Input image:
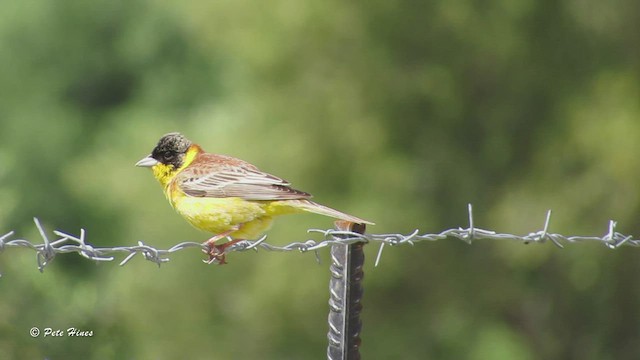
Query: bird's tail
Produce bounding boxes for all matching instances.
[286,199,375,225]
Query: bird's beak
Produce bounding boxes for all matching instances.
[135,155,159,168]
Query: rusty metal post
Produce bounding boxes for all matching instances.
[327,221,366,360]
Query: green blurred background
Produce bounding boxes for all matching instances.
[1,0,640,359]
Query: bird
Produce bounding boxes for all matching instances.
[136,132,373,264]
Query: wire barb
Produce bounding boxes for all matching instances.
[0,206,639,274]
[463,203,475,244]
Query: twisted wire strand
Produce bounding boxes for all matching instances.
[0,205,637,274]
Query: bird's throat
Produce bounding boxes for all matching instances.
[152,163,177,189]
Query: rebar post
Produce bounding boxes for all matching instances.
[327,221,366,360]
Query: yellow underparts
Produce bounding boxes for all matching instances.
[169,191,305,239]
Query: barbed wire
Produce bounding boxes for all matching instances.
[0,204,638,275]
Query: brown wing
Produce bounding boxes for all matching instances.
[175,153,312,201]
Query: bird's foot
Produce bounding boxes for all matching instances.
[202,230,242,265]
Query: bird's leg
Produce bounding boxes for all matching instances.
[203,226,243,265]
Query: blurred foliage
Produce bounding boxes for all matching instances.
[1,0,640,359]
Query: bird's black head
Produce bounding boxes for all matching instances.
[150,132,193,168]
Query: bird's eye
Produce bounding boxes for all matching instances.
[163,152,175,161]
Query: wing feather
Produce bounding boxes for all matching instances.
[175,153,311,201]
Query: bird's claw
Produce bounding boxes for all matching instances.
[202,244,229,265]
[202,238,242,265]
